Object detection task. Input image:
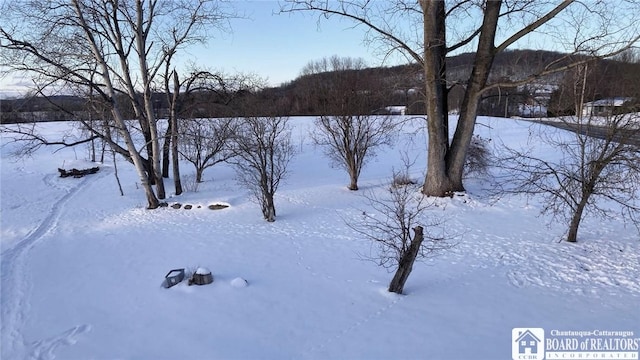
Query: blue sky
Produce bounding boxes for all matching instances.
[180,1,390,87]
[0,1,386,98]
[2,1,632,97]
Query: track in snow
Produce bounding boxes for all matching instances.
[1,172,101,360]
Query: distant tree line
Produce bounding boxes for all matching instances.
[4,49,640,125]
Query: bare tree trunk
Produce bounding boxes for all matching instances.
[447,0,501,191]
[90,137,96,162]
[146,107,165,199]
[112,150,124,196]
[100,139,106,163]
[162,122,171,178]
[170,71,182,195]
[566,203,586,243]
[196,168,204,183]
[135,0,165,200]
[71,0,159,208]
[567,172,599,242]
[171,111,182,195]
[348,173,359,191]
[113,107,159,208]
[420,0,451,197]
[172,137,182,195]
[263,193,276,222]
[388,226,424,294]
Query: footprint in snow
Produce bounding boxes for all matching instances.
[29,324,92,360]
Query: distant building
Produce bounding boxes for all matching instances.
[582,97,633,117]
[518,103,547,117]
[372,105,407,116]
[384,106,407,115]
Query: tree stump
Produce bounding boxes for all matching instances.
[388,226,424,294]
[190,267,213,285]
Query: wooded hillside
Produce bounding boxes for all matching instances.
[2,49,639,123]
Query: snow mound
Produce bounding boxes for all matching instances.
[195,267,210,275]
[60,159,102,170]
[230,277,248,288]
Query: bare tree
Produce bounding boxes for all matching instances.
[0,0,234,208]
[230,116,296,222]
[312,115,399,190]
[160,69,266,194]
[350,176,455,294]
[497,111,640,242]
[303,56,399,190]
[82,91,113,164]
[281,0,640,197]
[158,49,184,195]
[179,117,237,183]
[157,66,266,197]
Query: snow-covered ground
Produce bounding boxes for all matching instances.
[1,116,638,360]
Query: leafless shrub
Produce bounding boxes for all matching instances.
[392,151,419,187]
[181,173,200,193]
[312,114,398,190]
[392,172,417,188]
[348,175,455,294]
[230,116,295,222]
[464,134,491,178]
[178,117,237,183]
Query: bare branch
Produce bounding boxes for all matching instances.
[495,1,574,54]
[280,1,423,65]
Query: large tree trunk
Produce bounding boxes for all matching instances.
[135,0,165,200]
[447,1,501,191]
[140,99,165,199]
[196,168,204,183]
[171,114,182,194]
[348,172,359,191]
[170,70,182,195]
[146,104,165,199]
[73,1,159,209]
[420,0,451,197]
[263,194,276,222]
[388,226,424,294]
[346,148,359,190]
[112,106,160,209]
[162,121,171,178]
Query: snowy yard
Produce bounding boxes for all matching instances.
[1,116,638,359]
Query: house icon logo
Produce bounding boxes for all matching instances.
[512,328,545,360]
